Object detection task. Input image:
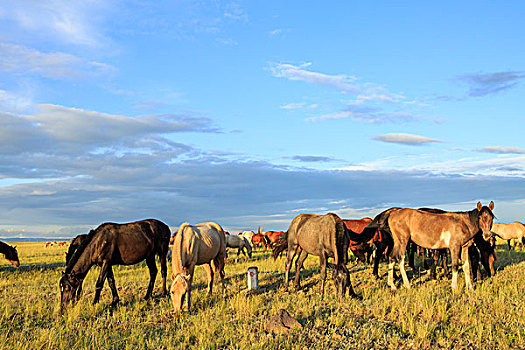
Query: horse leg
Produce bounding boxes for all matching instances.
[185,265,195,312]
[398,254,410,289]
[462,244,473,291]
[319,254,327,298]
[213,254,227,298]
[387,257,397,290]
[93,261,110,304]
[106,266,120,306]
[283,245,298,292]
[75,279,84,301]
[450,246,461,290]
[408,242,416,270]
[203,263,214,296]
[144,255,158,300]
[429,250,438,279]
[159,250,168,296]
[468,245,480,282]
[373,241,386,278]
[293,250,308,289]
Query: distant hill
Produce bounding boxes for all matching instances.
[0,237,72,243]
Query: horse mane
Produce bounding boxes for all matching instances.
[0,240,16,259]
[64,226,103,274]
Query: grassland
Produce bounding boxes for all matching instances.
[1,241,524,349]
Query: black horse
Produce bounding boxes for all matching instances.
[59,219,171,313]
[0,241,20,267]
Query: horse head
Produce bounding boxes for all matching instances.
[59,272,81,314]
[5,245,19,267]
[334,264,350,299]
[170,272,191,313]
[476,201,495,241]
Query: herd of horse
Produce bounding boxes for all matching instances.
[2,201,525,316]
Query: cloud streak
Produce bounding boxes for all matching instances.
[459,71,525,97]
[374,133,443,145]
[0,43,114,80]
[474,146,525,154]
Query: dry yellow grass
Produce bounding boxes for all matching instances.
[1,241,524,349]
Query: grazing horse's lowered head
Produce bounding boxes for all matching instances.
[170,271,191,313]
[59,272,82,313]
[0,241,19,267]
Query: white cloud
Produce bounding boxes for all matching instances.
[374,133,442,145]
[0,0,110,47]
[269,62,360,93]
[474,146,525,154]
[0,43,114,80]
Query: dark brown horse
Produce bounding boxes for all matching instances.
[59,219,171,313]
[272,213,356,298]
[65,234,89,300]
[0,241,19,267]
[386,202,495,291]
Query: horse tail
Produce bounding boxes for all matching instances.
[333,214,347,265]
[272,232,289,260]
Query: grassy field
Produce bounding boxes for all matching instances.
[1,241,524,349]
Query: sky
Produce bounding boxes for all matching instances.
[0,1,524,239]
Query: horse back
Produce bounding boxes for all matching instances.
[388,209,469,249]
[179,222,225,266]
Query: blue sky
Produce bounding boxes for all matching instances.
[0,1,524,239]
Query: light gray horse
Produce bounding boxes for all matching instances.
[225,234,252,260]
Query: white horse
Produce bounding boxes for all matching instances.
[170,222,227,313]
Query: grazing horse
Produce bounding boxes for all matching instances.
[225,234,252,259]
[386,202,495,291]
[59,219,171,313]
[272,213,357,298]
[170,222,226,313]
[0,241,20,267]
[251,234,269,249]
[491,222,525,250]
[343,218,375,263]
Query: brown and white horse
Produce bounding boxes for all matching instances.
[386,202,495,291]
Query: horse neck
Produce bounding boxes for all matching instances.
[172,230,185,275]
[0,241,14,259]
[0,241,10,254]
[465,209,482,236]
[66,240,95,279]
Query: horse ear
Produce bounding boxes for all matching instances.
[489,201,494,210]
[258,226,262,234]
[477,202,482,211]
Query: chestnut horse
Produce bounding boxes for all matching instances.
[0,241,20,267]
[264,231,285,247]
[386,202,495,291]
[343,218,374,263]
[251,234,269,249]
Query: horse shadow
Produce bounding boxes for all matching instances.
[0,262,65,273]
